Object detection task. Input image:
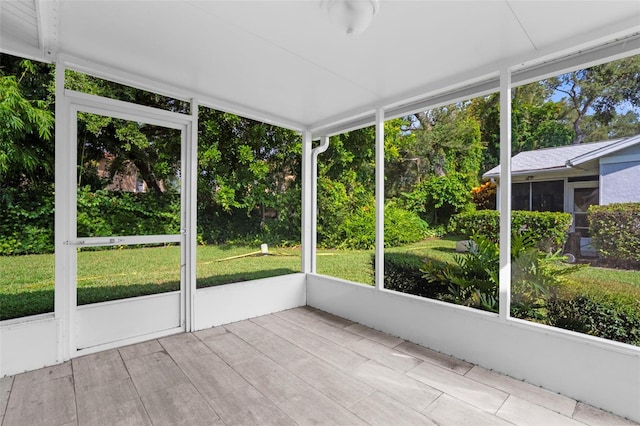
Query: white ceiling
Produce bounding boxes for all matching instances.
[1,1,639,133]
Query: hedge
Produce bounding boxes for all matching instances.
[378,252,640,346]
[589,203,640,269]
[377,253,449,299]
[0,186,55,255]
[547,294,640,346]
[450,210,572,251]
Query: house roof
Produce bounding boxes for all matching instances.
[1,1,639,137]
[483,134,640,178]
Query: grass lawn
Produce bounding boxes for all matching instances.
[1,238,638,320]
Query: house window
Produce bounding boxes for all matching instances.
[511,180,564,212]
[512,183,530,210]
[531,181,564,212]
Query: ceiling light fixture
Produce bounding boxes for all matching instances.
[323,0,380,36]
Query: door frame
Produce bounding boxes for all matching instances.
[55,87,196,359]
[566,180,600,256]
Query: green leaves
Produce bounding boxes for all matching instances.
[421,231,585,315]
[0,71,54,180]
[589,203,640,269]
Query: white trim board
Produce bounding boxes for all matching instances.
[600,153,640,165]
[76,292,182,350]
[0,316,58,377]
[193,273,306,330]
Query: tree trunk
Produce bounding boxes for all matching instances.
[572,116,585,145]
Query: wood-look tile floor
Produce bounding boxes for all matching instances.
[1,306,637,426]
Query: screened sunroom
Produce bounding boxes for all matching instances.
[1,1,639,424]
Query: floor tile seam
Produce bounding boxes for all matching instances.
[230,317,284,346]
[158,333,217,361]
[247,317,371,372]
[496,394,584,425]
[405,368,510,414]
[283,356,376,411]
[70,362,80,426]
[395,344,474,375]
[304,309,354,329]
[113,345,155,425]
[226,324,379,413]
[494,391,512,416]
[160,344,220,371]
[226,376,301,426]
[10,363,74,390]
[176,334,293,425]
[356,388,439,421]
[408,360,511,398]
[169,335,255,402]
[0,376,14,421]
[274,311,366,348]
[271,387,373,426]
[342,388,378,410]
[361,358,443,403]
[344,324,405,348]
[419,391,445,416]
[3,375,77,426]
[571,401,579,420]
[123,351,194,403]
[462,368,578,417]
[153,372,228,426]
[344,340,424,373]
[425,393,519,425]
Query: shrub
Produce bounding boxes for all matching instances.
[0,185,55,255]
[379,252,449,299]
[384,203,433,247]
[422,234,500,312]
[76,186,181,238]
[450,210,572,251]
[403,172,474,226]
[547,294,640,346]
[589,203,640,269]
[326,201,432,250]
[421,232,583,314]
[471,180,496,210]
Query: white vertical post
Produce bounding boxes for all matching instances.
[499,67,512,321]
[301,130,313,273]
[311,136,330,274]
[375,108,385,290]
[183,99,198,331]
[54,60,75,360]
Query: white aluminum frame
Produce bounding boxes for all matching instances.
[56,81,195,359]
[498,67,512,320]
[374,108,385,290]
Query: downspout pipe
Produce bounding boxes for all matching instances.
[310,136,330,273]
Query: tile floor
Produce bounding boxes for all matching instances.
[1,306,637,425]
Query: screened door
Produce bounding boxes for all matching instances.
[568,183,599,256]
[64,94,192,352]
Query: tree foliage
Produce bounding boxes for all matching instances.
[2,51,640,253]
[0,58,54,187]
[545,56,640,144]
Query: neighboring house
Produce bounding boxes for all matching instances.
[96,153,166,193]
[97,155,147,193]
[483,133,640,255]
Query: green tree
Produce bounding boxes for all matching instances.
[545,55,640,144]
[66,71,187,193]
[197,108,301,243]
[512,83,572,154]
[469,83,572,174]
[0,56,54,187]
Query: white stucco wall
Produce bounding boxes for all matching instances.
[600,145,640,205]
